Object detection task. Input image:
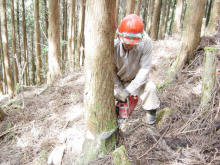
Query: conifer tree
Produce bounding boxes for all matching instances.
[0,0,14,97]
[47,0,61,84]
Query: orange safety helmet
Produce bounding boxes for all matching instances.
[117,14,144,45]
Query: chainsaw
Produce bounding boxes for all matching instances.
[116,96,138,118]
[100,96,138,140]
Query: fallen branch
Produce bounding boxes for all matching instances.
[182,55,201,72]
[175,110,203,135]
[176,127,208,135]
[0,125,19,138]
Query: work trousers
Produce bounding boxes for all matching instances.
[124,81,160,110]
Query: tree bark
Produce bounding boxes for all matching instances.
[44,0,48,38]
[61,0,67,71]
[11,0,19,86]
[205,0,213,27]
[205,0,209,18]
[0,79,2,95]
[121,0,127,18]
[80,0,86,66]
[0,77,2,95]
[146,0,154,34]
[76,0,85,67]
[170,0,206,76]
[0,26,3,95]
[16,0,21,65]
[151,0,162,40]
[34,0,42,84]
[142,0,149,28]
[164,0,171,35]
[67,0,75,70]
[47,0,61,84]
[80,0,117,164]
[126,0,135,15]
[0,25,7,94]
[135,0,142,16]
[168,0,176,35]
[0,0,14,97]
[115,0,120,27]
[43,0,48,68]
[22,0,29,85]
[1,57,7,94]
[159,0,168,39]
[30,29,36,85]
[206,0,220,34]
[173,0,184,33]
[201,47,217,107]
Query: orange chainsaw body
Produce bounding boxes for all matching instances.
[116,96,138,118]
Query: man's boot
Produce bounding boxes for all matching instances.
[145,110,156,125]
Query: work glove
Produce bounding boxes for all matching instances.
[114,88,130,102]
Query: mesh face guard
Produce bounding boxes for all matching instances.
[117,29,144,45]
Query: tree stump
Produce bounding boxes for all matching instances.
[201,46,218,107]
[112,145,131,165]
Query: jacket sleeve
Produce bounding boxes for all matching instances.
[125,40,152,95]
[114,38,125,91]
[114,67,124,90]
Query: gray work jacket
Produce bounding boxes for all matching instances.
[114,33,152,95]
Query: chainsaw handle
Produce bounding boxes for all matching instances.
[127,97,130,109]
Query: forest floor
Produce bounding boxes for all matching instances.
[0,34,220,165]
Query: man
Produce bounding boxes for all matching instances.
[114,14,160,125]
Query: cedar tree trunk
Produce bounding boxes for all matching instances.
[76,0,85,67]
[206,0,220,34]
[135,0,142,16]
[47,0,61,84]
[159,0,168,39]
[22,0,29,85]
[11,0,19,86]
[67,0,75,70]
[0,0,14,97]
[173,0,184,33]
[79,0,117,164]
[34,0,42,84]
[151,0,162,40]
[61,0,67,70]
[146,0,155,34]
[126,0,135,15]
[16,0,21,65]
[170,0,206,76]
